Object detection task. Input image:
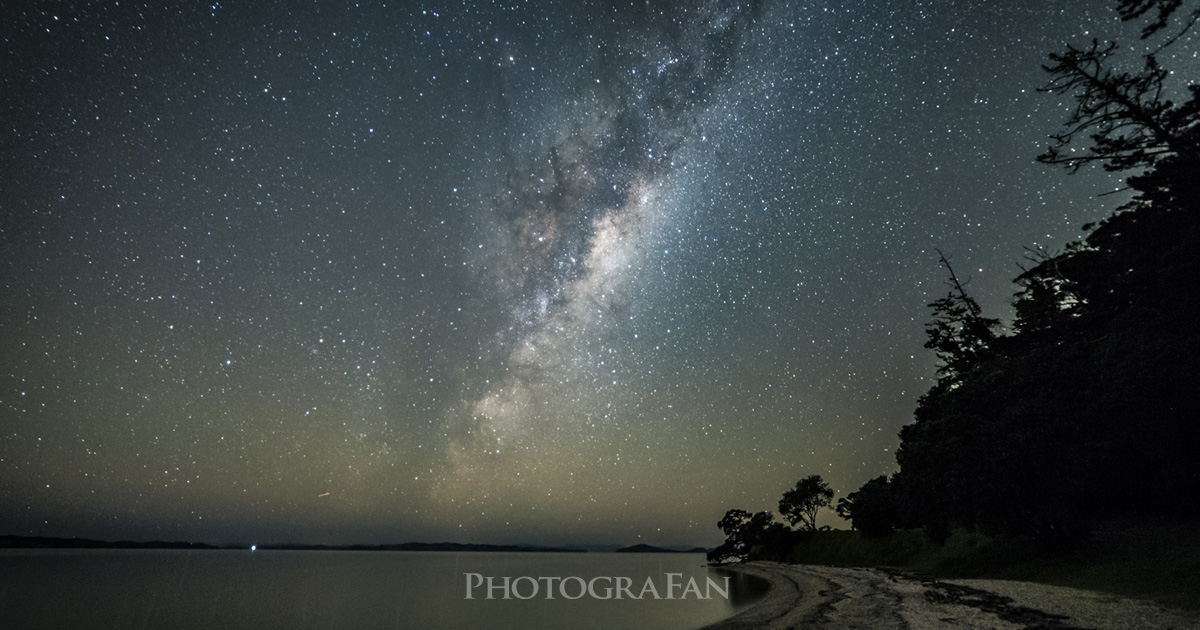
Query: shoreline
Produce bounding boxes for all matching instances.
[699,562,835,629]
[699,562,1200,630]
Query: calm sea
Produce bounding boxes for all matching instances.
[0,549,768,629]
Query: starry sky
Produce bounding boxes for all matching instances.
[3,1,1194,547]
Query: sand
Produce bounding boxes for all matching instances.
[700,562,1199,630]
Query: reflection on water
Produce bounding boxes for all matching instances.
[712,567,771,608]
[0,550,768,630]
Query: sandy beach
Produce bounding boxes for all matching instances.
[701,562,1199,630]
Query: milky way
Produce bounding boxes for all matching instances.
[2,1,1190,545]
[440,0,767,520]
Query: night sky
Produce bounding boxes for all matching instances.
[3,1,1192,547]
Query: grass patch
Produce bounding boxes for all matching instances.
[784,520,1200,611]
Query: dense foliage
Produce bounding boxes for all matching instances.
[709,477,832,564]
[879,0,1200,542]
[778,475,835,532]
[714,0,1199,556]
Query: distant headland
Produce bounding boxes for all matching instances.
[615,543,708,553]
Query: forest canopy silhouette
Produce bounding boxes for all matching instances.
[716,0,1199,552]
[857,0,1200,543]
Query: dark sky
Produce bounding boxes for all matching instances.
[2,0,1194,546]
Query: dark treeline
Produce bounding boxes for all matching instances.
[866,0,1200,544]
[714,0,1200,558]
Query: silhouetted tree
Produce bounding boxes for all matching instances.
[837,476,899,538]
[1037,41,1194,172]
[1118,0,1200,42]
[923,250,1000,382]
[712,508,753,562]
[706,541,738,564]
[1012,245,1083,334]
[710,508,788,563]
[1039,0,1199,174]
[778,475,834,532]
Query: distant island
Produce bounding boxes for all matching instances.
[615,543,708,553]
[0,535,583,553]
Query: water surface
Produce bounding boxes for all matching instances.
[0,549,768,629]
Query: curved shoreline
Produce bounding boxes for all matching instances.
[699,562,837,630]
[699,562,1200,630]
